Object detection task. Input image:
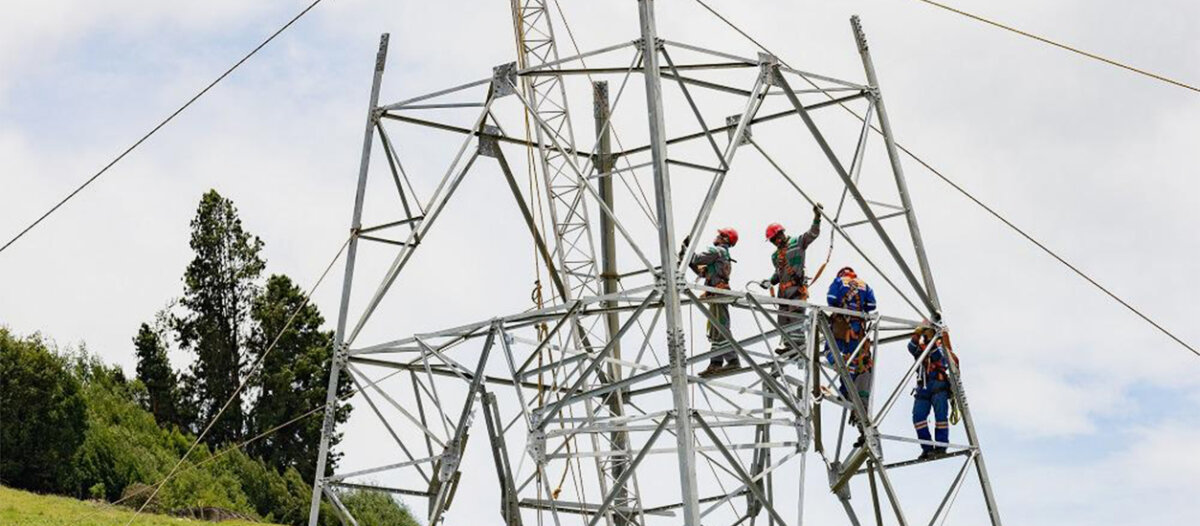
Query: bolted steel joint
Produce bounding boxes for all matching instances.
[634,37,664,52]
[794,418,811,452]
[527,427,547,464]
[851,15,869,54]
[725,114,753,145]
[491,62,518,98]
[757,52,780,86]
[864,429,882,458]
[438,446,460,482]
[478,125,503,158]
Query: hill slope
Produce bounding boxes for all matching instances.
[0,485,283,526]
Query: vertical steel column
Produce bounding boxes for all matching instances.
[850,16,942,315]
[594,80,622,384]
[307,33,389,526]
[594,80,632,526]
[637,1,701,523]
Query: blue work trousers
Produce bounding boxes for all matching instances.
[912,380,950,451]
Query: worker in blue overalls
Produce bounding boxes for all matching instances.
[827,267,877,448]
[826,266,877,408]
[908,325,957,460]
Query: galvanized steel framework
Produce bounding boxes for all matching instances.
[308,2,1003,525]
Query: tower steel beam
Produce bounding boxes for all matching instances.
[637,1,701,523]
[309,9,1004,526]
[307,33,389,526]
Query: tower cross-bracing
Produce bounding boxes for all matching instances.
[308,3,1004,525]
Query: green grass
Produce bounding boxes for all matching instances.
[0,485,284,526]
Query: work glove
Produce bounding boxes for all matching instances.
[677,234,691,261]
[813,203,824,217]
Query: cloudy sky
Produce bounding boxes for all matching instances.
[2,0,1198,524]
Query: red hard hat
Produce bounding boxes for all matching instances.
[718,228,738,246]
[838,266,856,278]
[765,223,784,241]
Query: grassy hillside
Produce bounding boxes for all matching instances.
[0,485,283,526]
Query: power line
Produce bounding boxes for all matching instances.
[0,0,328,256]
[895,144,1198,357]
[692,0,1198,357]
[914,0,1200,94]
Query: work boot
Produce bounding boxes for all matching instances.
[917,449,936,461]
[699,362,724,378]
[722,360,741,373]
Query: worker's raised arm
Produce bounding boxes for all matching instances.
[908,332,924,360]
[800,203,823,248]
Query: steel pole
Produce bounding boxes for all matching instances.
[637,1,701,523]
[307,33,389,526]
[850,16,943,316]
[595,80,622,383]
[594,80,632,526]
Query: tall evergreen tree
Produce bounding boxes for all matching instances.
[133,322,181,429]
[176,190,265,446]
[247,274,352,481]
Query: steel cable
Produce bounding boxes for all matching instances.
[914,0,1199,94]
[0,0,328,256]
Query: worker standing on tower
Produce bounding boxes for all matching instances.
[826,267,877,412]
[689,228,739,377]
[909,325,958,460]
[759,204,823,355]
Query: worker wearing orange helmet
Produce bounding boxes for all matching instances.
[689,228,739,377]
[758,204,823,354]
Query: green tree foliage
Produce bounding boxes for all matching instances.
[0,329,86,493]
[247,275,352,481]
[70,365,186,501]
[338,489,421,526]
[176,189,265,446]
[134,323,182,429]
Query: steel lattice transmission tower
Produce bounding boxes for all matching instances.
[307,2,1004,525]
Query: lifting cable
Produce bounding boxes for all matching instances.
[692,0,1199,358]
[0,0,328,256]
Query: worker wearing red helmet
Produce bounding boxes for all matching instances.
[689,228,739,377]
[759,204,824,353]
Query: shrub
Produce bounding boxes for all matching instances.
[0,329,87,493]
